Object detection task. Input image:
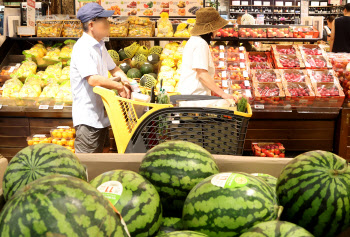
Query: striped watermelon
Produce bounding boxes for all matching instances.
[158,231,209,237]
[90,170,162,237]
[139,141,219,217]
[3,144,87,200]
[240,221,314,237]
[0,175,129,237]
[276,150,350,237]
[251,173,277,190]
[157,217,184,236]
[183,172,280,237]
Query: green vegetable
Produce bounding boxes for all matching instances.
[237,97,247,112]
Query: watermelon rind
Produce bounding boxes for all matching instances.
[2,144,87,201]
[183,172,280,237]
[158,231,209,237]
[139,141,219,217]
[239,220,314,237]
[90,170,162,237]
[156,217,183,236]
[251,173,277,191]
[276,150,350,237]
[0,175,129,237]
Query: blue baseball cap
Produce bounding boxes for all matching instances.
[77,3,114,23]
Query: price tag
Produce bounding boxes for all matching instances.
[39,105,49,110]
[103,37,110,42]
[240,62,245,68]
[243,71,248,78]
[0,104,2,110]
[254,1,262,5]
[276,1,283,6]
[239,53,245,60]
[232,1,240,5]
[311,1,320,6]
[57,126,71,129]
[244,80,250,87]
[220,52,225,58]
[245,90,252,97]
[305,35,313,39]
[285,2,292,6]
[239,46,244,51]
[219,61,225,68]
[320,2,328,6]
[219,45,225,50]
[8,67,15,73]
[54,105,64,110]
[242,1,249,5]
[254,104,265,109]
[33,134,46,138]
[299,99,308,104]
[263,1,270,6]
[222,71,227,78]
[15,63,21,67]
[224,89,230,94]
[222,80,228,87]
[172,120,180,124]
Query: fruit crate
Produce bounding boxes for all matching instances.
[214,60,227,70]
[36,20,63,37]
[291,26,319,38]
[229,70,250,81]
[230,80,251,90]
[217,26,238,38]
[267,27,293,38]
[227,61,246,71]
[26,134,51,146]
[249,62,273,70]
[282,81,316,107]
[248,52,272,63]
[303,55,332,69]
[239,28,267,38]
[274,55,305,69]
[251,142,285,158]
[230,89,254,103]
[328,56,350,78]
[227,52,246,63]
[213,70,229,81]
[227,46,246,54]
[212,52,227,62]
[253,82,286,106]
[50,126,76,139]
[271,45,299,56]
[307,69,338,83]
[298,45,324,56]
[280,69,310,83]
[210,45,226,54]
[251,69,282,83]
[109,19,129,37]
[312,81,345,107]
[61,20,83,38]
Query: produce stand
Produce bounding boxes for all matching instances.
[0,35,349,160]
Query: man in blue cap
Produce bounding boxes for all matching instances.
[71,3,131,153]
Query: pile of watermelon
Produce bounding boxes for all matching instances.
[0,142,350,237]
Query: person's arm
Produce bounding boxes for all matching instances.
[330,20,336,52]
[196,69,236,100]
[86,74,129,98]
[109,66,130,85]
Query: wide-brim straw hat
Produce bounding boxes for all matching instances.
[191,7,229,36]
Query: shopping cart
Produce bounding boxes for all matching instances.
[93,86,252,155]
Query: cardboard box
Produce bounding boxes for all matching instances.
[282,80,316,107]
[252,69,282,83]
[253,82,285,105]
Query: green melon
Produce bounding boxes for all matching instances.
[251,173,277,190]
[148,54,160,65]
[140,74,157,88]
[182,172,280,237]
[149,72,158,79]
[276,150,350,237]
[118,49,129,60]
[90,170,162,237]
[0,175,129,236]
[157,217,183,236]
[127,68,142,79]
[2,144,87,201]
[119,62,131,74]
[239,221,314,237]
[140,62,154,75]
[139,141,219,217]
[158,231,209,237]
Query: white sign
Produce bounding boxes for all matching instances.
[54,105,64,110]
[320,2,328,6]
[285,2,293,6]
[242,1,249,5]
[232,1,240,5]
[27,0,35,29]
[311,1,320,6]
[276,1,283,6]
[257,14,265,24]
[39,105,49,110]
[263,1,270,6]
[254,1,262,5]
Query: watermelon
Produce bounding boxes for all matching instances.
[182,172,280,237]
[240,221,314,237]
[119,49,129,60]
[157,217,183,236]
[148,54,160,65]
[0,175,129,236]
[251,173,277,190]
[158,231,209,237]
[149,72,158,79]
[127,68,142,79]
[119,62,131,74]
[276,150,350,237]
[139,141,219,217]
[90,170,162,237]
[3,144,87,201]
[140,62,154,75]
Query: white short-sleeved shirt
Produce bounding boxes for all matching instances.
[177,36,215,95]
[70,32,116,128]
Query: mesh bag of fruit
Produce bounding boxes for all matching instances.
[62,20,83,38]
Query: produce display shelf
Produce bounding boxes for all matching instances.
[8,37,322,43]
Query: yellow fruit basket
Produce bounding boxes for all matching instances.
[109,20,129,37]
[94,86,252,155]
[36,20,63,37]
[61,20,83,38]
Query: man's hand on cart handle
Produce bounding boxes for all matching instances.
[221,93,238,103]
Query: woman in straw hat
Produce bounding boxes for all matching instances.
[177,8,235,100]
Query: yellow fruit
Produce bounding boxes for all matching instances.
[71,128,76,135]
[52,138,58,144]
[68,139,75,148]
[27,140,34,146]
[71,149,75,153]
[33,137,40,142]
[33,142,39,145]
[56,132,62,139]
[59,128,64,132]
[39,141,45,144]
[61,138,67,146]
[67,131,74,139]
[57,141,63,146]
[62,132,68,139]
[52,130,58,137]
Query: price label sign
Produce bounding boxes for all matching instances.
[240,62,245,68]
[263,1,270,6]
[254,104,265,109]
[276,1,283,6]
[219,61,225,68]
[311,1,320,6]
[239,46,244,51]
[222,80,228,87]
[239,53,245,60]
[242,1,249,5]
[0,104,2,110]
[220,52,225,58]
[254,1,262,5]
[244,80,250,87]
[219,45,225,50]
[54,105,64,110]
[222,71,227,78]
[39,105,49,110]
[243,71,248,78]
[245,90,252,97]
[285,2,293,6]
